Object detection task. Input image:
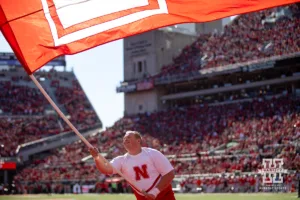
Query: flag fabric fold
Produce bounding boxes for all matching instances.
[0,0,299,74]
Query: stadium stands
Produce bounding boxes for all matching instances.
[0,69,102,157]
[13,94,299,186]
[55,84,100,131]
[2,3,300,195]
[156,4,300,78]
[0,81,47,115]
[0,116,62,157]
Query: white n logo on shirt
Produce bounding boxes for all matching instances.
[133,164,150,181]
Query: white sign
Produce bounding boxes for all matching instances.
[258,158,287,184]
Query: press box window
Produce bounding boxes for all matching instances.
[133,63,136,74]
[138,61,143,73]
[139,105,143,111]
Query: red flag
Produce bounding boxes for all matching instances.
[0,0,299,74]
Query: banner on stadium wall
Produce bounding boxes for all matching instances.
[247,60,275,72]
[0,53,66,67]
[136,80,154,91]
[105,177,124,183]
[125,38,153,57]
[0,161,16,170]
[81,185,94,193]
[116,84,136,93]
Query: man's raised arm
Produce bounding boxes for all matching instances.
[89,147,113,175]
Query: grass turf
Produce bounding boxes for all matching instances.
[0,193,297,200]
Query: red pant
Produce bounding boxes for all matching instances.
[133,185,176,200]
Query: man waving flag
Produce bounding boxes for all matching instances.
[89,131,176,200]
[1,1,300,199]
[0,0,299,74]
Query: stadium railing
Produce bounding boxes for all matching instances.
[155,52,300,85]
[17,123,102,162]
[116,52,300,92]
[161,74,300,100]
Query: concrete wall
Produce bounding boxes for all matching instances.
[154,30,197,72]
[123,30,197,82]
[124,89,160,115]
[195,19,224,34]
[123,31,155,81]
[123,30,197,115]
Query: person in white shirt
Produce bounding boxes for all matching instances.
[89,130,176,200]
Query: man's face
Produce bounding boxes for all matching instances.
[123,132,141,151]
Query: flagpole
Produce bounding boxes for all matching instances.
[30,74,92,148]
[29,74,142,193]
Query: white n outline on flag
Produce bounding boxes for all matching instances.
[41,0,169,46]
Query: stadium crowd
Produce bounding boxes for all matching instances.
[0,81,47,115]
[1,4,299,158]
[0,71,101,157]
[156,4,300,77]
[0,116,62,157]
[9,172,299,194]
[1,3,300,196]
[178,173,299,193]
[13,95,300,187]
[55,82,100,131]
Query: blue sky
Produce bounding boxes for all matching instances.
[0,33,124,128]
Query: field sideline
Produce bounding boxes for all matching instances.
[0,193,297,200]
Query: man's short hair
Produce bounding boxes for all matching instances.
[125,130,142,140]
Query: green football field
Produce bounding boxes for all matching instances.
[0,193,297,200]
